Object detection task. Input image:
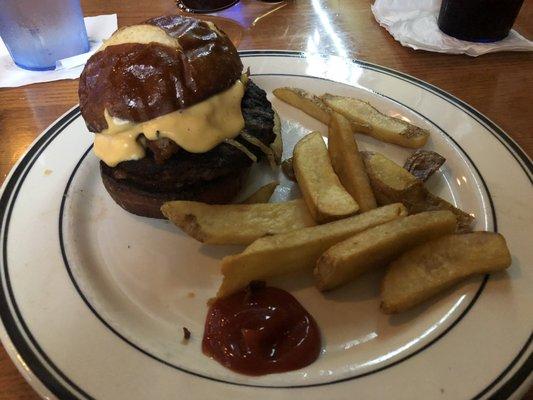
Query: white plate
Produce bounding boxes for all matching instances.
[0,51,531,400]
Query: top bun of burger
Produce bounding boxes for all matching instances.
[79,15,243,132]
[78,15,276,218]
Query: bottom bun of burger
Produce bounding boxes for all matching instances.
[99,80,276,218]
[101,166,249,218]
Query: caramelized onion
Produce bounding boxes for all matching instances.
[224,138,258,163]
[240,131,276,169]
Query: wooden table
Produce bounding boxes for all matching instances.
[0,0,531,398]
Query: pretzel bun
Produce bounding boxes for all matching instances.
[78,15,243,133]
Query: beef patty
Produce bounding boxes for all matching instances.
[100,79,275,205]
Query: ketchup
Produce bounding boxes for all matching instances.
[202,283,321,376]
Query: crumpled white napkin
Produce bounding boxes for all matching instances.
[0,14,117,88]
[372,0,533,56]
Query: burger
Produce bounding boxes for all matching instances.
[78,15,277,218]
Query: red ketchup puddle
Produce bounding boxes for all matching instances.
[202,283,321,376]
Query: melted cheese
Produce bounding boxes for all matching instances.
[94,80,245,166]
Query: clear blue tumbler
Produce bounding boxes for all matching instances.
[0,0,89,71]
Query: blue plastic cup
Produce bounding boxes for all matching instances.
[0,0,89,71]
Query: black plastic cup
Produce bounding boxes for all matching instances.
[176,0,239,13]
[437,0,525,43]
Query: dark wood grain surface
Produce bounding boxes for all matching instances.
[0,0,531,398]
